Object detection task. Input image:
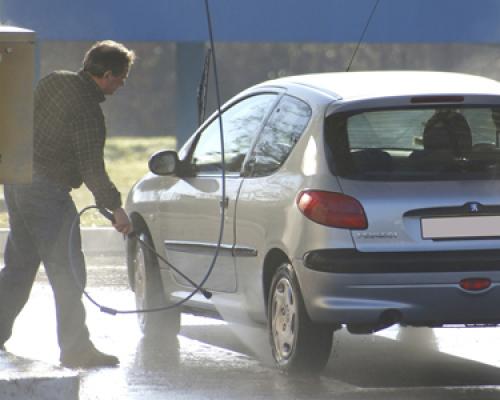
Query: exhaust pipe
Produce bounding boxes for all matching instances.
[347,309,402,334]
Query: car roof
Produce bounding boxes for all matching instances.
[259,71,500,102]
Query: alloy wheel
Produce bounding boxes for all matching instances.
[271,276,297,362]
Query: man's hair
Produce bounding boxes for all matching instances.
[83,40,136,77]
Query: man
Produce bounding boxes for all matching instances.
[0,40,135,368]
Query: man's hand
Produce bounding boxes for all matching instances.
[112,207,133,235]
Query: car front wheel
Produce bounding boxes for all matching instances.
[268,263,333,374]
[132,232,181,338]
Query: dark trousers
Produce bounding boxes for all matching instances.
[0,175,91,357]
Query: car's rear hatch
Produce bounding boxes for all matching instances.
[338,179,500,252]
[326,103,500,253]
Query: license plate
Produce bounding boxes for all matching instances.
[421,216,500,239]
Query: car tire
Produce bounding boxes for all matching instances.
[132,232,181,338]
[268,263,333,374]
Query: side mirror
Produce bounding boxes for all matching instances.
[148,150,179,176]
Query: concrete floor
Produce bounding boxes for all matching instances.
[3,256,500,399]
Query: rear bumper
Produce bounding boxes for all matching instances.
[304,248,500,273]
[296,251,500,328]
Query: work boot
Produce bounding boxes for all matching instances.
[60,342,119,369]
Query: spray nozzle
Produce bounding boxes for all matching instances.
[99,208,115,223]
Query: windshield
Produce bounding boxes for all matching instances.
[326,106,500,181]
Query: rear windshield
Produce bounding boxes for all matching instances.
[325,106,500,181]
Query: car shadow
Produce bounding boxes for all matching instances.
[180,322,500,388]
[326,328,500,388]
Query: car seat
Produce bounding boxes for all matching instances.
[351,148,393,174]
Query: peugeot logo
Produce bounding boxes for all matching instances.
[468,202,481,213]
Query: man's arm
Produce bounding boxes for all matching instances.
[71,111,132,234]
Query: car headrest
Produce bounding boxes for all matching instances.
[422,111,472,153]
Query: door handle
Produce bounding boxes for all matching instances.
[220,197,229,209]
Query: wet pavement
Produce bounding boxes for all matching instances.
[0,352,78,400]
[4,256,500,399]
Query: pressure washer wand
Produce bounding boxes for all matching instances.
[99,208,212,300]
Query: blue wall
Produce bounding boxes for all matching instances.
[3,0,500,144]
[2,0,500,43]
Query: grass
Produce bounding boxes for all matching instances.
[0,136,176,228]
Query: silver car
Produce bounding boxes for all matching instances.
[126,71,500,373]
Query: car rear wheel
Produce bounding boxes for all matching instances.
[133,232,180,337]
[268,263,333,374]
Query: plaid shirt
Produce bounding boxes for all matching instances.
[33,70,121,210]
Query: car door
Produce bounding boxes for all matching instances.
[158,93,279,294]
[232,95,313,314]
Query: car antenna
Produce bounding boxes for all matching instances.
[345,0,380,72]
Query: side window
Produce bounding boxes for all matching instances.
[249,95,311,177]
[191,94,277,174]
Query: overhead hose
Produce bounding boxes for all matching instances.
[68,206,213,316]
[69,0,227,316]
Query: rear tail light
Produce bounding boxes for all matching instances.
[459,278,491,292]
[297,190,368,229]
